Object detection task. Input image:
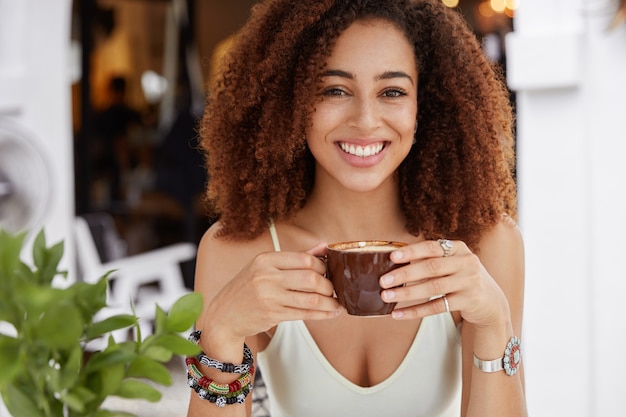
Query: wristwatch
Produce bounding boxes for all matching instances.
[473,336,521,376]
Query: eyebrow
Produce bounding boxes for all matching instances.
[322,69,415,85]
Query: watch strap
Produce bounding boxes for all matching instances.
[473,336,521,376]
[473,355,504,372]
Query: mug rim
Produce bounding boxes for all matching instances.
[327,240,407,252]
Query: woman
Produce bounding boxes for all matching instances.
[188,0,526,416]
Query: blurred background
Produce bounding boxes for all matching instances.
[0,0,518,288]
[0,0,624,416]
[70,0,515,273]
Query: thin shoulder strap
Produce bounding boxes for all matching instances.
[265,219,282,341]
[268,218,281,252]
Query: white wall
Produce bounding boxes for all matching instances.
[506,0,626,415]
[0,0,73,415]
[0,0,74,270]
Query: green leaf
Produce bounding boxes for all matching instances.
[153,305,167,334]
[114,379,162,402]
[40,241,64,285]
[69,386,97,406]
[95,408,137,417]
[85,362,126,400]
[59,342,83,390]
[127,356,172,386]
[60,391,85,413]
[34,303,84,350]
[11,261,38,294]
[150,333,201,356]
[141,345,173,363]
[13,281,67,320]
[0,335,21,389]
[0,229,26,285]
[85,349,137,374]
[0,304,21,329]
[43,360,63,394]
[100,363,127,399]
[2,384,46,417]
[32,229,47,268]
[32,230,65,286]
[71,279,108,321]
[86,314,137,340]
[165,292,203,333]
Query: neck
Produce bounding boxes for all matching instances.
[296,176,408,243]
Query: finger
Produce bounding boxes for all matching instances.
[284,289,342,313]
[300,244,329,276]
[257,251,325,275]
[279,269,335,297]
[390,295,452,320]
[305,242,330,275]
[381,275,456,303]
[282,305,343,321]
[380,255,455,288]
[390,239,465,264]
[305,242,329,257]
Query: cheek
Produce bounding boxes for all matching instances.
[406,106,419,136]
[392,98,417,123]
[396,110,418,137]
[306,108,339,141]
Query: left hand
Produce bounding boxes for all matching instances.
[379,239,510,327]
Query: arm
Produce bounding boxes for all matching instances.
[187,223,341,417]
[460,217,526,417]
[379,216,527,417]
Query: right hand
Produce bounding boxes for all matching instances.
[200,242,342,344]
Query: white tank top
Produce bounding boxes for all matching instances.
[257,221,463,416]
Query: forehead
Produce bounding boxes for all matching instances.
[324,19,417,74]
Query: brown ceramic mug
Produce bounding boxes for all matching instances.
[325,240,407,316]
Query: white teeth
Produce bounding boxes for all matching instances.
[339,142,384,157]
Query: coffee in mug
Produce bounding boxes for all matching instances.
[326,240,407,316]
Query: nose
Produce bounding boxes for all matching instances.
[349,97,380,132]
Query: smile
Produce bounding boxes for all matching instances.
[338,142,385,158]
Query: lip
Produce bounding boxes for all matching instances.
[335,140,388,167]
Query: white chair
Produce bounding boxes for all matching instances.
[74,214,197,346]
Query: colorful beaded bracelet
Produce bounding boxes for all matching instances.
[186,330,255,406]
[188,330,254,374]
[187,369,253,399]
[186,356,255,395]
[187,366,254,407]
[190,381,252,408]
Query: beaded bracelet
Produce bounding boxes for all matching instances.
[187,368,254,407]
[186,330,255,407]
[188,330,254,374]
[191,382,252,407]
[187,369,254,397]
[186,356,255,395]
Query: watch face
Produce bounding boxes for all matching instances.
[503,336,521,376]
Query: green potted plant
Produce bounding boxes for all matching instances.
[0,229,202,417]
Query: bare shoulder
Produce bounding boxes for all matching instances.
[476,214,525,293]
[478,214,524,257]
[194,221,272,302]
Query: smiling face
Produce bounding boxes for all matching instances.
[306,18,418,194]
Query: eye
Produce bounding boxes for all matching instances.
[382,88,408,98]
[321,87,348,97]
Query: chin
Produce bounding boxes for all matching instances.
[338,175,395,194]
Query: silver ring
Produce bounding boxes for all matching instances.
[437,239,453,257]
[442,295,450,313]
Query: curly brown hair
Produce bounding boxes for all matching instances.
[199,0,517,249]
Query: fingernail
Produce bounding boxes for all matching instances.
[381,274,394,287]
[392,310,404,319]
[392,250,404,261]
[382,290,396,301]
